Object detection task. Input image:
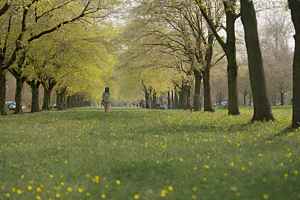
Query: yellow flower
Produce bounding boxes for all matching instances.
[61,182,64,186]
[65,161,68,164]
[194,167,197,170]
[86,192,90,196]
[86,174,90,177]
[36,196,41,200]
[134,194,139,199]
[49,175,53,178]
[116,180,121,185]
[258,154,262,157]
[56,193,60,198]
[236,192,241,196]
[295,170,298,175]
[230,186,237,192]
[241,167,245,171]
[31,181,34,184]
[191,195,197,199]
[101,194,106,199]
[17,189,22,195]
[21,175,24,178]
[78,188,83,193]
[37,187,42,192]
[67,187,72,192]
[203,178,207,181]
[6,193,10,197]
[28,186,32,191]
[60,175,64,178]
[280,163,284,167]
[204,165,209,169]
[248,162,252,166]
[12,188,15,192]
[263,194,269,199]
[179,158,183,161]
[230,163,234,167]
[168,186,174,191]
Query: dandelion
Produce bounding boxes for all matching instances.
[101,194,106,199]
[61,182,64,186]
[78,188,83,193]
[160,190,167,197]
[86,174,90,177]
[65,161,68,164]
[203,178,207,181]
[56,193,60,198]
[28,186,32,191]
[12,188,15,192]
[6,193,10,197]
[17,189,22,195]
[230,163,234,167]
[193,187,197,191]
[263,178,266,182]
[258,154,262,157]
[230,186,237,192]
[134,194,139,199]
[179,158,183,161]
[263,194,269,199]
[68,187,72,192]
[241,167,245,171]
[21,175,24,178]
[204,165,209,169]
[31,181,34,184]
[168,186,174,191]
[284,173,288,179]
[36,196,41,200]
[86,192,90,196]
[191,195,197,199]
[116,180,121,185]
[295,170,298,175]
[37,188,42,192]
[50,175,53,178]
[280,163,284,167]
[248,162,252,166]
[236,192,241,196]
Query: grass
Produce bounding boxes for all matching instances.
[0,106,299,200]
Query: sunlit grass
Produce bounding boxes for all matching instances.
[0,106,299,200]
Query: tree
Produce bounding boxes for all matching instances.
[288,0,300,128]
[197,0,240,115]
[240,0,274,121]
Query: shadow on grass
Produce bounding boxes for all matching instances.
[266,126,294,140]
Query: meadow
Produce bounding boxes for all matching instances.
[0,106,299,200]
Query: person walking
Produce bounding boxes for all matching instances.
[102,87,110,115]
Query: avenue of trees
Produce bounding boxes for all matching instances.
[1,0,300,128]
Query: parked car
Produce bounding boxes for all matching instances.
[220,101,228,109]
[6,102,16,110]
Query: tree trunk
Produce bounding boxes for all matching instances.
[153,91,157,109]
[67,96,72,109]
[29,81,40,113]
[219,92,222,106]
[281,92,284,106]
[241,0,274,121]
[14,76,27,114]
[149,89,152,108]
[193,70,202,111]
[171,90,174,109]
[0,68,7,115]
[249,93,252,107]
[289,0,300,128]
[167,90,170,109]
[203,67,214,112]
[244,91,247,107]
[175,89,179,109]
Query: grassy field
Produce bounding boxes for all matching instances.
[0,106,299,200]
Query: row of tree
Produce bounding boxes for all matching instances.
[118,0,300,127]
[0,0,118,114]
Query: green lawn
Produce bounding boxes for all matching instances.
[0,106,299,200]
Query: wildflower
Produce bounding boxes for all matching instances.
[280,163,284,167]
[37,188,42,192]
[86,193,90,196]
[101,194,106,199]
[160,190,167,197]
[295,170,298,175]
[134,194,139,199]
[263,194,269,199]
[230,163,234,167]
[194,167,197,170]
[203,178,207,181]
[17,189,22,194]
[36,196,41,200]
[28,186,32,191]
[116,180,121,185]
[179,158,183,161]
[248,162,252,166]
[258,154,262,157]
[236,192,241,196]
[68,187,72,192]
[191,195,197,199]
[204,165,209,169]
[56,193,60,198]
[21,175,24,178]
[12,188,15,192]
[78,188,83,193]
[50,175,53,178]
[61,182,64,186]
[168,186,174,191]
[86,174,90,177]
[6,193,10,197]
[241,167,245,171]
[193,187,197,191]
[31,181,34,184]
[230,186,237,192]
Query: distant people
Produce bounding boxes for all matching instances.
[102,87,110,115]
